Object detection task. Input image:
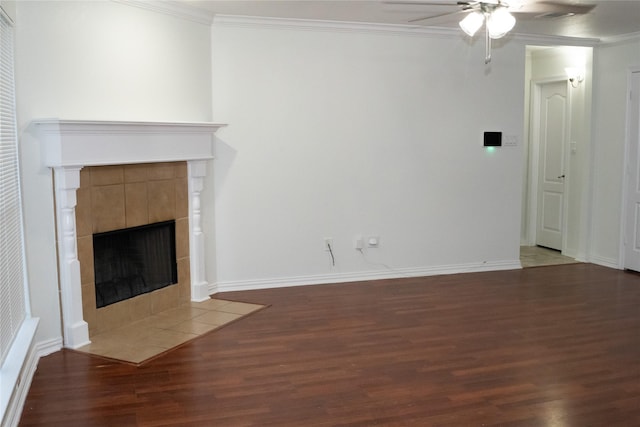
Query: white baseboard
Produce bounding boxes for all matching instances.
[213,260,522,293]
[572,252,588,263]
[588,255,621,269]
[35,336,64,358]
[561,248,579,260]
[1,327,62,427]
[1,318,39,427]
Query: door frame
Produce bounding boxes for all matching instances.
[526,76,572,252]
[619,66,640,269]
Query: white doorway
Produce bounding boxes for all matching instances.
[522,45,593,266]
[529,79,569,252]
[623,70,640,272]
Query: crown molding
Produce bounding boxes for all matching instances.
[108,3,627,47]
[213,15,459,39]
[213,14,602,46]
[600,31,640,46]
[510,32,600,47]
[112,0,214,25]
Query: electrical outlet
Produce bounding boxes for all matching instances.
[324,237,333,251]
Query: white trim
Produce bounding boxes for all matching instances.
[588,255,621,270]
[5,338,38,427]
[111,0,214,25]
[53,166,90,349]
[32,120,225,168]
[563,78,574,254]
[562,247,587,263]
[213,260,522,293]
[34,337,64,359]
[578,53,596,272]
[619,68,640,270]
[188,160,212,301]
[213,14,458,38]
[1,335,62,427]
[527,80,542,245]
[0,318,39,427]
[7,337,62,426]
[601,31,640,46]
[573,252,589,263]
[513,33,599,47]
[212,14,600,46]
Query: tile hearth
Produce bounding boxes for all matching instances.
[75,298,265,365]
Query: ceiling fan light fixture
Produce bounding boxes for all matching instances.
[459,11,484,37]
[487,7,515,39]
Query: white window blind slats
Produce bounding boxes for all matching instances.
[0,61,12,75]
[0,8,27,366]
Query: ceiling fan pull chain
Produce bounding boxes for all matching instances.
[484,22,492,64]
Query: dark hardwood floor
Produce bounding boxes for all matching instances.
[19,264,640,426]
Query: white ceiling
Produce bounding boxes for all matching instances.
[183,0,640,41]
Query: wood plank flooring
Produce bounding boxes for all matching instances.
[19,264,640,426]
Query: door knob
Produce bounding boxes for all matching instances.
[558,174,565,179]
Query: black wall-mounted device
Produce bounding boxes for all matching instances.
[484,131,502,147]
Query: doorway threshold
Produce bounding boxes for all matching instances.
[520,245,579,268]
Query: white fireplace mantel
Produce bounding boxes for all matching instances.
[35,119,226,167]
[32,119,226,349]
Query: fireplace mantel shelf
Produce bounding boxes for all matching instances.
[32,119,226,349]
[32,119,227,167]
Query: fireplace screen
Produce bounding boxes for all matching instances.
[93,220,177,308]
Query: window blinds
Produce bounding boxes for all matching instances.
[0,9,27,366]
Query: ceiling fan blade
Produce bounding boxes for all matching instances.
[513,1,596,16]
[409,8,471,23]
[383,1,473,6]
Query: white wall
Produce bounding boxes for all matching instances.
[211,18,526,290]
[522,46,593,260]
[15,0,213,344]
[590,38,640,267]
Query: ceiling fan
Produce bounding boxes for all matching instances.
[385,0,596,63]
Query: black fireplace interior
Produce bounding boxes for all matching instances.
[93,220,177,308]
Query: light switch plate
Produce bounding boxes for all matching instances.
[504,135,518,147]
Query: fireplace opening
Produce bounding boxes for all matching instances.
[93,220,178,308]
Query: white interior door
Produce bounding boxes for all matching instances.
[624,71,640,272]
[536,81,568,250]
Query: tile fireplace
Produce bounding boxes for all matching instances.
[76,162,189,336]
[33,120,226,349]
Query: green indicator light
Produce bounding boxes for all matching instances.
[486,146,496,153]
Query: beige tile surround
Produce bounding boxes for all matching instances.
[75,162,190,336]
[76,298,266,365]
